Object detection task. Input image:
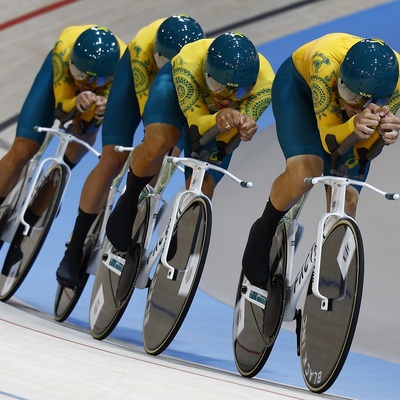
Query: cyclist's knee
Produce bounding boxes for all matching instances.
[288,155,322,177]
[8,138,40,167]
[285,155,323,188]
[99,145,128,177]
[142,124,180,162]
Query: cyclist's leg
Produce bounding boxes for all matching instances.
[0,50,54,203]
[57,49,141,287]
[56,210,98,286]
[63,130,98,168]
[57,147,131,287]
[54,208,105,322]
[106,125,179,252]
[242,57,324,288]
[106,62,186,252]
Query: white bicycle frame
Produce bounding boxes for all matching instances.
[242,176,399,318]
[0,126,100,244]
[104,149,252,289]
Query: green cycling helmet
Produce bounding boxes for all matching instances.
[204,32,260,100]
[70,26,120,86]
[154,15,205,68]
[338,38,399,108]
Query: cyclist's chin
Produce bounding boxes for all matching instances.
[76,83,92,92]
[343,104,362,118]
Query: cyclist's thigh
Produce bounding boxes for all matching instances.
[142,62,186,132]
[272,57,325,160]
[16,50,55,144]
[8,137,41,162]
[101,48,142,148]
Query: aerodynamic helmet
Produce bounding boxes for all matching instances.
[338,38,399,108]
[154,15,205,68]
[69,26,120,86]
[204,32,260,100]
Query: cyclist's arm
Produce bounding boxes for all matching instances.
[172,50,223,133]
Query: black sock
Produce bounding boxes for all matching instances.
[106,169,154,252]
[242,199,287,287]
[0,197,5,206]
[64,208,98,260]
[63,155,77,170]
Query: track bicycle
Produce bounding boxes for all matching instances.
[232,138,398,393]
[0,121,101,302]
[53,156,130,322]
[89,133,252,356]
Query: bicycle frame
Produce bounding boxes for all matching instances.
[0,126,100,244]
[306,176,398,310]
[242,175,399,319]
[0,133,52,243]
[105,152,252,289]
[285,176,399,317]
[159,157,251,281]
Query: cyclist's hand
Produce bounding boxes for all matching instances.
[216,109,244,133]
[75,91,96,113]
[236,114,258,142]
[94,96,107,120]
[377,109,400,145]
[353,103,381,139]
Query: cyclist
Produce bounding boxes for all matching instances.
[0,25,124,206]
[56,15,205,287]
[0,25,124,267]
[106,32,274,253]
[242,34,400,309]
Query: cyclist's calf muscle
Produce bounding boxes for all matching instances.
[0,138,41,198]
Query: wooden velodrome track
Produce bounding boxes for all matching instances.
[1,1,399,399]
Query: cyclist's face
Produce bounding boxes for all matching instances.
[75,82,92,92]
[69,60,111,91]
[211,93,235,109]
[342,101,363,118]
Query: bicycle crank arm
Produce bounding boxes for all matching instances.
[102,248,125,276]
[240,278,267,309]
